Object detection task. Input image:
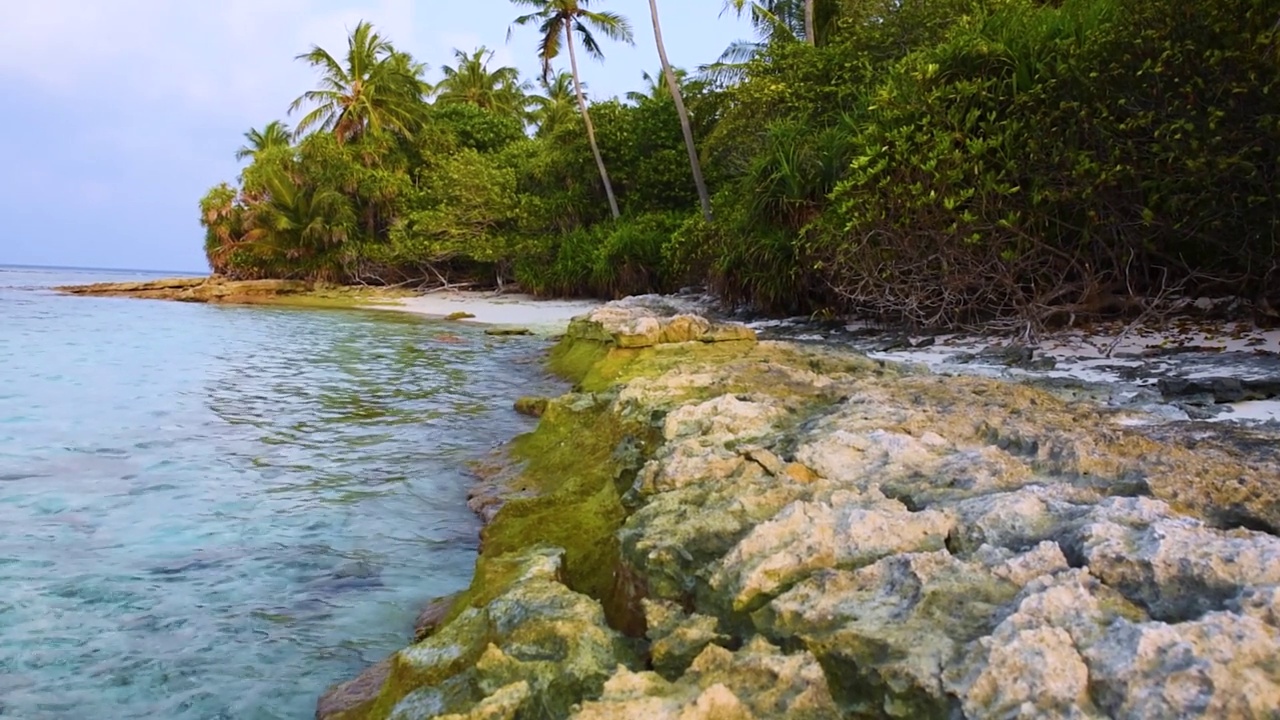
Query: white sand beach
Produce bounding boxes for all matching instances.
[368,291,602,332]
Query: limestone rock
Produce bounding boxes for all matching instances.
[710,491,955,612]
[384,547,633,719]
[944,569,1139,719]
[1233,584,1280,626]
[662,396,785,444]
[644,599,731,678]
[1085,614,1280,718]
[1079,502,1280,621]
[433,681,529,720]
[743,447,785,476]
[760,547,1071,718]
[568,306,756,348]
[572,639,839,720]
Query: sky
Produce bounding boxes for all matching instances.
[0,1,750,272]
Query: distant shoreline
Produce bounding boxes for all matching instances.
[54,275,601,332]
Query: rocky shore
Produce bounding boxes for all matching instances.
[318,301,1280,719]
[55,276,416,308]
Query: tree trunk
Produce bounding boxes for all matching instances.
[805,0,816,46]
[649,0,713,222]
[566,26,621,219]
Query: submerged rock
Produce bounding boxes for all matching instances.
[318,659,392,720]
[414,592,463,643]
[512,397,549,418]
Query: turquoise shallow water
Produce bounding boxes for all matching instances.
[0,267,561,719]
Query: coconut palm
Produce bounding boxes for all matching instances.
[530,71,581,136]
[235,121,292,161]
[288,21,429,144]
[725,0,807,40]
[705,2,805,84]
[646,1,713,221]
[510,0,635,219]
[624,68,688,103]
[435,47,532,119]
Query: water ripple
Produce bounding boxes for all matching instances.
[0,268,562,719]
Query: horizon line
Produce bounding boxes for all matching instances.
[0,262,207,276]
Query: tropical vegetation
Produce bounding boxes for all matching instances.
[201,0,1280,328]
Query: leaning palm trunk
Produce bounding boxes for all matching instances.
[565,28,621,219]
[805,0,816,45]
[649,0,713,222]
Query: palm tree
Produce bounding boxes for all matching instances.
[242,165,357,280]
[510,0,635,220]
[624,68,687,103]
[288,21,429,144]
[530,71,581,136]
[435,47,532,119]
[706,2,806,83]
[725,0,807,40]
[235,121,292,161]
[647,0,713,221]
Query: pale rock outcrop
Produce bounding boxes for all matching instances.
[643,599,732,679]
[571,639,839,720]
[710,490,955,612]
[759,547,1072,717]
[1079,502,1280,621]
[1084,614,1280,718]
[567,306,757,348]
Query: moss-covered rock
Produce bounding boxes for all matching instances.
[512,397,549,418]
[571,638,839,720]
[367,547,634,720]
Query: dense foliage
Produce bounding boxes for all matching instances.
[202,0,1280,327]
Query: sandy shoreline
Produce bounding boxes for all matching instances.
[366,291,602,332]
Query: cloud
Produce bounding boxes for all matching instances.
[0,0,425,129]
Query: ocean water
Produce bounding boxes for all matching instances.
[0,267,561,719]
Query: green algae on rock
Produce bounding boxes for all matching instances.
[323,301,1280,719]
[512,397,550,419]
